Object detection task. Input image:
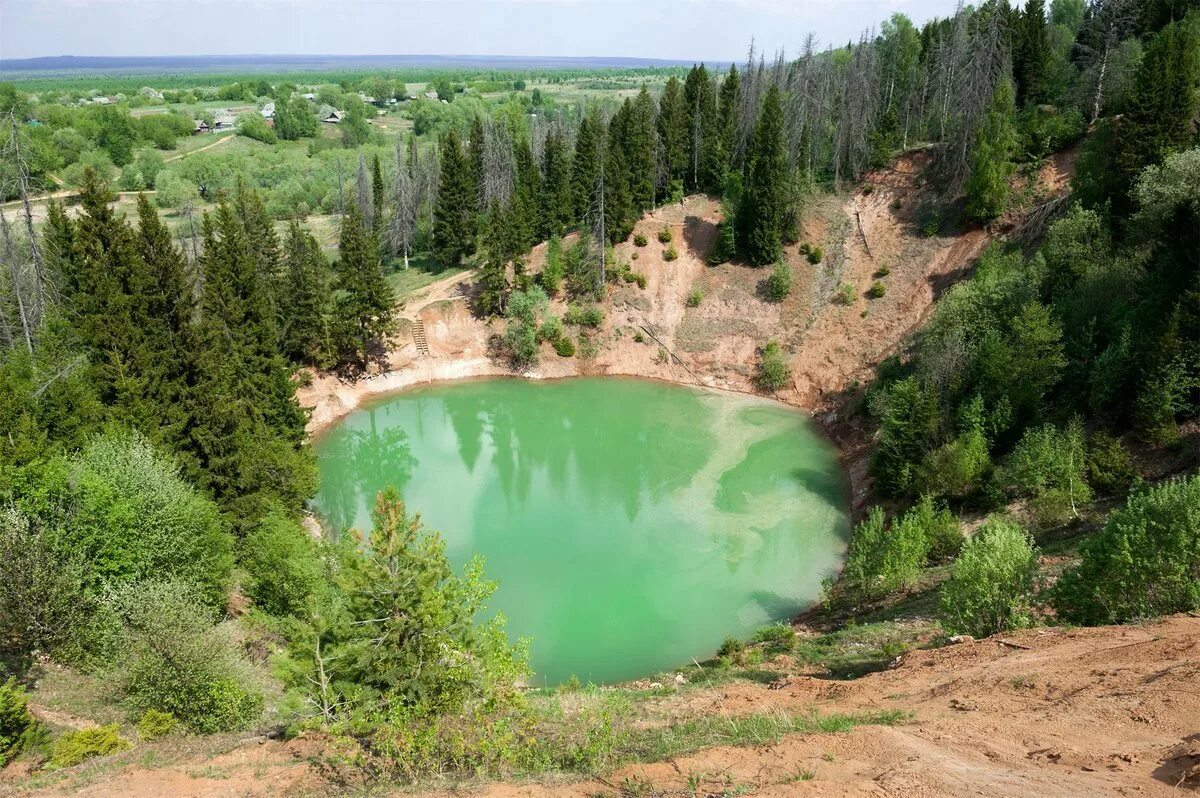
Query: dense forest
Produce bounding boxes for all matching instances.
[0,0,1198,784]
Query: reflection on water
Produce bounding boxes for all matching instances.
[312,378,848,685]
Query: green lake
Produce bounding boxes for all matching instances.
[312,377,849,686]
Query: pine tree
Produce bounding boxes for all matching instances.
[432,129,476,268]
[965,79,1017,221]
[334,203,396,366]
[737,85,789,266]
[280,221,333,367]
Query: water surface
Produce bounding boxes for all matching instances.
[313,378,848,685]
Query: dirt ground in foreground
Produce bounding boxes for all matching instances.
[12,615,1199,797]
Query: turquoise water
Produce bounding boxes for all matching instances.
[312,377,849,685]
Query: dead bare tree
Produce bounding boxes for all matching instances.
[355,153,372,228]
[1075,0,1139,123]
[480,117,515,209]
[387,137,417,269]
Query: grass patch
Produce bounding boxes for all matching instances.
[386,260,468,302]
[794,623,934,679]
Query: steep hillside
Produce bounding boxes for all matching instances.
[300,150,1027,435]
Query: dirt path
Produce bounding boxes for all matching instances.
[164,134,234,162]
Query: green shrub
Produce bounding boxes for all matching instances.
[799,242,811,256]
[633,233,648,247]
[873,264,891,278]
[236,112,277,144]
[564,304,603,327]
[663,245,679,262]
[58,429,234,608]
[920,212,942,237]
[1085,431,1136,497]
[657,227,673,244]
[553,336,576,357]
[623,270,647,288]
[939,519,1037,638]
[708,219,736,265]
[1052,476,1200,626]
[242,510,326,618]
[839,507,927,601]
[766,261,792,301]
[867,281,887,298]
[751,623,796,654]
[806,245,824,265]
[136,709,179,741]
[110,580,263,733]
[833,283,856,305]
[48,725,130,770]
[0,679,36,767]
[756,340,791,392]
[503,286,551,367]
[633,331,645,344]
[537,315,564,344]
[631,251,639,260]
[1003,419,1092,526]
[539,238,565,295]
[0,508,87,661]
[716,636,744,662]
[686,287,703,308]
[905,496,963,563]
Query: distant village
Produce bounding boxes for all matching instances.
[65,85,451,135]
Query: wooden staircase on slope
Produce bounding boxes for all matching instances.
[412,318,430,357]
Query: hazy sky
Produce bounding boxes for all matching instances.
[1,0,962,62]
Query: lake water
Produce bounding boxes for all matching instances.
[312,377,849,685]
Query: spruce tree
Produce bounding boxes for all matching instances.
[656,76,689,195]
[188,202,313,522]
[280,221,333,367]
[965,79,1018,221]
[1114,16,1200,211]
[432,129,476,268]
[513,137,540,252]
[627,88,657,212]
[718,65,742,173]
[604,117,635,244]
[133,194,196,449]
[1015,0,1053,106]
[477,202,512,317]
[737,85,789,266]
[571,111,602,220]
[539,127,574,237]
[334,202,396,367]
[371,153,386,241]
